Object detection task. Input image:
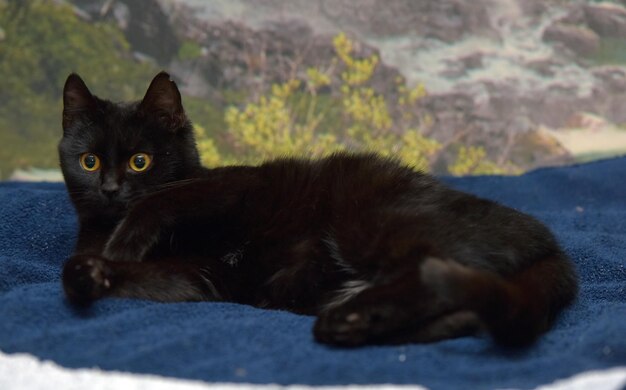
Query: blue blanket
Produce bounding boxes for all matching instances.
[0,158,624,390]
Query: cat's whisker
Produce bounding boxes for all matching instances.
[198,267,222,300]
[141,179,201,196]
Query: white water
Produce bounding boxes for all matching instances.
[169,0,597,99]
[369,1,595,98]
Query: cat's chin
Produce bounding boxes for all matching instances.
[81,200,128,221]
[105,202,128,217]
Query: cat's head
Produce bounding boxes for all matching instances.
[58,72,201,221]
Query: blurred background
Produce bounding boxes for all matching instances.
[2,0,626,181]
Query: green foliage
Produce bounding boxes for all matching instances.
[0,4,509,178]
[223,80,343,163]
[178,40,203,61]
[0,0,156,178]
[213,32,504,174]
[448,146,507,176]
[0,1,154,100]
[182,96,226,139]
[193,125,225,167]
[587,37,626,65]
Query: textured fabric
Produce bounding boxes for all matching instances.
[0,158,624,390]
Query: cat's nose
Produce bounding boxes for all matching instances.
[101,181,120,199]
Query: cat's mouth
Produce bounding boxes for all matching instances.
[103,191,150,214]
[98,199,128,217]
[95,193,132,216]
[99,189,142,208]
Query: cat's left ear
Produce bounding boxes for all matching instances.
[139,72,186,131]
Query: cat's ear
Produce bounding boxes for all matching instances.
[139,72,186,131]
[63,73,96,130]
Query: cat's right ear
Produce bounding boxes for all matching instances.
[139,72,186,131]
[62,74,96,130]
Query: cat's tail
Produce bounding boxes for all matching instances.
[423,254,578,346]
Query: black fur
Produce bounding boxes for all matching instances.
[60,72,578,347]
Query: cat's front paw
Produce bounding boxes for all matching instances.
[62,255,112,306]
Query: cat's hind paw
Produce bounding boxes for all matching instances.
[313,303,401,347]
[62,255,113,306]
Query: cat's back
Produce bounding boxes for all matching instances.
[257,152,428,201]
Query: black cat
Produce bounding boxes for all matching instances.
[59,72,578,347]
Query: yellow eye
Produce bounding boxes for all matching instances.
[129,153,152,172]
[80,153,100,172]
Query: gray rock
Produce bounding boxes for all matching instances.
[542,23,600,57]
[589,66,626,123]
[73,0,180,65]
[584,2,626,38]
[556,4,586,25]
[178,0,495,43]
[317,0,494,42]
[169,16,402,98]
[72,0,626,171]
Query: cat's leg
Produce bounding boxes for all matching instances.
[103,174,259,262]
[62,254,223,306]
[316,303,482,346]
[314,255,576,347]
[314,258,473,346]
[400,311,482,344]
